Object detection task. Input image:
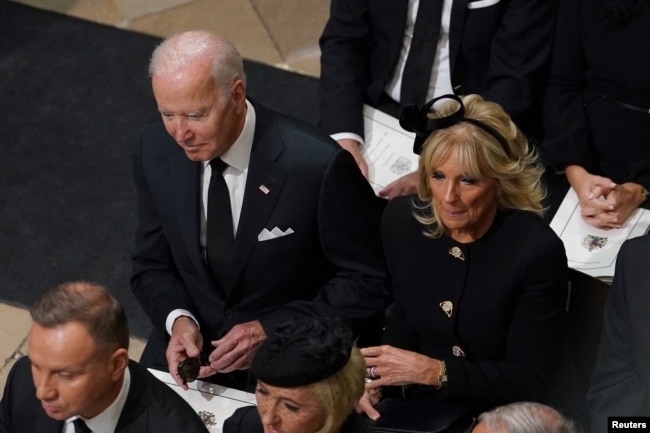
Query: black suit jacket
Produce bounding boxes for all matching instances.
[588,236,650,432]
[0,358,209,433]
[319,0,557,140]
[131,100,388,366]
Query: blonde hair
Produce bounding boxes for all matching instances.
[415,94,545,238]
[308,346,366,433]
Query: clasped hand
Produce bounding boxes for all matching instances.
[167,317,266,389]
[355,345,440,421]
[566,166,645,229]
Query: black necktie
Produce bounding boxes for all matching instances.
[73,418,92,433]
[400,0,444,107]
[206,158,234,287]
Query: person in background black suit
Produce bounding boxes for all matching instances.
[131,31,388,391]
[588,235,650,432]
[224,318,369,433]
[319,0,558,199]
[0,281,209,433]
[357,95,568,421]
[541,0,650,227]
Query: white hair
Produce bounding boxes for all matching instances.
[478,402,578,433]
[149,30,246,99]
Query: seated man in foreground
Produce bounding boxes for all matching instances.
[0,281,209,433]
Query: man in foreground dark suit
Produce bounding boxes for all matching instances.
[319,0,558,198]
[588,235,650,433]
[0,281,209,433]
[131,31,388,391]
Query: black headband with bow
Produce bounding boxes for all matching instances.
[399,94,511,157]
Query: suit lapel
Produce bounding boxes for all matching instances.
[228,104,287,294]
[169,152,206,274]
[115,363,149,433]
[35,413,63,433]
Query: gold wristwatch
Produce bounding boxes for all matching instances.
[438,360,448,388]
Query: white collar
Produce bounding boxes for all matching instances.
[67,365,131,433]
[203,99,256,174]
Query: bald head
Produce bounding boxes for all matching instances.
[149,30,246,98]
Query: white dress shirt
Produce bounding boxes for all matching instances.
[63,367,131,433]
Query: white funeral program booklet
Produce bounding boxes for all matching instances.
[550,188,650,280]
[362,105,419,195]
[148,369,255,433]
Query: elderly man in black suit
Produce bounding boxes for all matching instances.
[131,30,388,391]
[0,281,209,433]
[319,0,558,198]
[588,235,650,432]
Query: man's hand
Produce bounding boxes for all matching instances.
[338,138,369,180]
[378,171,418,200]
[208,320,267,373]
[167,316,215,389]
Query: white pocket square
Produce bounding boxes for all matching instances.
[467,0,500,9]
[258,226,295,242]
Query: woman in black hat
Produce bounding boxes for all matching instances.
[223,317,370,433]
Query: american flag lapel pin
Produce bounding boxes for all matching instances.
[259,184,270,195]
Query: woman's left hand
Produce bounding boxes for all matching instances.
[361,345,440,388]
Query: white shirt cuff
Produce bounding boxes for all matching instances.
[165,309,200,335]
[330,132,365,149]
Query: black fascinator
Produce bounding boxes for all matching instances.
[399,94,510,157]
[251,317,354,387]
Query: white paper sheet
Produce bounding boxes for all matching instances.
[550,188,650,279]
[362,105,418,195]
[148,369,256,433]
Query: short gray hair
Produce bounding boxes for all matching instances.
[478,402,578,433]
[149,30,246,99]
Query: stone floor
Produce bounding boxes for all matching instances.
[1,0,327,391]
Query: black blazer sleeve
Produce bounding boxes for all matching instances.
[476,0,558,136]
[540,0,594,172]
[319,0,376,138]
[588,237,650,431]
[131,127,200,333]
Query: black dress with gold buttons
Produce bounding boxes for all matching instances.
[380,195,568,414]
